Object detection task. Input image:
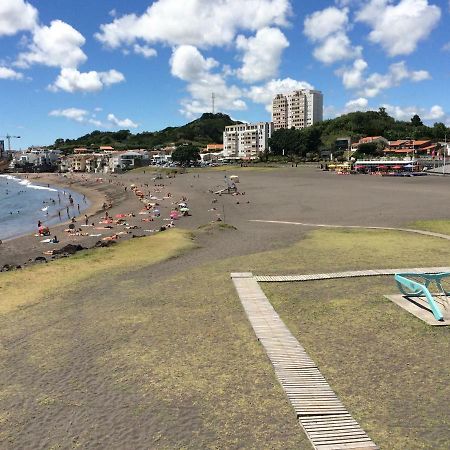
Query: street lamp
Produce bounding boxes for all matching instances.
[443,133,447,176]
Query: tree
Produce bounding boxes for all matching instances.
[171,144,200,163]
[411,114,423,127]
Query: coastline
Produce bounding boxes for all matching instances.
[0,172,114,268]
[1,174,93,241]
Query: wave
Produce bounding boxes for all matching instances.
[0,174,58,192]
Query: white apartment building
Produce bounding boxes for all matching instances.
[223,122,274,159]
[272,89,323,130]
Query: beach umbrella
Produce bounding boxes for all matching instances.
[392,165,402,169]
[377,165,388,169]
[404,164,414,168]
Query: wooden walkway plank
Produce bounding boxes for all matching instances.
[231,273,378,450]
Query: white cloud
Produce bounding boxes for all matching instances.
[49,107,138,129]
[236,27,289,83]
[0,66,23,80]
[170,45,218,81]
[304,7,349,42]
[169,45,246,118]
[344,97,369,112]
[338,60,431,97]
[338,59,368,89]
[0,0,38,36]
[442,42,450,52]
[303,7,361,64]
[246,77,314,112]
[49,108,88,122]
[49,68,125,93]
[382,103,446,121]
[16,20,87,69]
[313,32,361,64]
[107,113,138,128]
[357,0,441,56]
[95,0,292,49]
[133,44,157,58]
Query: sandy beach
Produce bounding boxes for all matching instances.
[1,166,450,449]
[3,166,450,270]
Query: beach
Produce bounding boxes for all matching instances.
[1,166,450,448]
[3,166,450,269]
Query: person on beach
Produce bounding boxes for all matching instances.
[58,211,61,220]
[84,214,88,225]
[77,204,80,213]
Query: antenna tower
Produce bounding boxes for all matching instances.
[212,92,216,114]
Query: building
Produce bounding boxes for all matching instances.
[385,140,438,157]
[272,89,323,130]
[206,143,224,153]
[223,122,273,159]
[351,136,389,152]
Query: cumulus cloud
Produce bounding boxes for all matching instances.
[303,7,361,64]
[337,60,431,97]
[49,108,138,129]
[170,45,218,81]
[169,45,245,117]
[0,66,24,80]
[382,103,446,121]
[107,113,138,128]
[49,108,88,122]
[356,0,441,56]
[236,27,289,83]
[246,77,314,112]
[313,32,361,64]
[133,44,157,58]
[344,97,369,112]
[95,0,292,49]
[16,20,87,69]
[49,68,125,93]
[0,0,38,36]
[304,7,349,42]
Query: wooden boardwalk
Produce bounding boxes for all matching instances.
[255,266,450,283]
[231,273,378,450]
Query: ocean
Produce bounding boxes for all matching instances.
[0,175,89,241]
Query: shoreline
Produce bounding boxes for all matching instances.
[0,169,199,270]
[1,174,95,242]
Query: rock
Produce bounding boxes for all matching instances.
[94,240,117,248]
[1,264,12,272]
[34,256,47,263]
[53,244,86,255]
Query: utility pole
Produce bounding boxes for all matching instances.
[212,92,216,114]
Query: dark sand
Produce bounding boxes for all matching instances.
[2,167,450,449]
[3,167,450,268]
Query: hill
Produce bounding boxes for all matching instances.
[53,113,239,151]
[268,108,449,157]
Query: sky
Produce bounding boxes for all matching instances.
[0,0,449,149]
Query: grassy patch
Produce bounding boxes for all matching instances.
[1,225,450,447]
[262,278,450,449]
[409,219,450,235]
[197,222,237,233]
[0,229,195,315]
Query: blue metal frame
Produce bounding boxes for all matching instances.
[394,272,450,321]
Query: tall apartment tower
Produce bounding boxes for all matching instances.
[223,122,274,159]
[272,89,323,130]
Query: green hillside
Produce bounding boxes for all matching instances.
[52,113,239,151]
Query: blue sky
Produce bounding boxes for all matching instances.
[0,0,449,148]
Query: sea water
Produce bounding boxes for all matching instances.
[0,175,89,240]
